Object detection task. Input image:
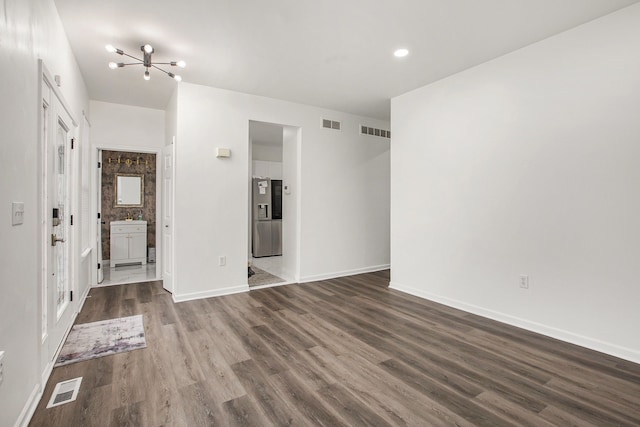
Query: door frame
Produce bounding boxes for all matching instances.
[37,60,79,382]
[97,149,103,284]
[162,141,175,294]
[247,120,302,284]
[91,144,163,287]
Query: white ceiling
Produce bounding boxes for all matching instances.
[54,0,639,120]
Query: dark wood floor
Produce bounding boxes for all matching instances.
[30,271,640,426]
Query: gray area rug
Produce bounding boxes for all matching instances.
[55,314,147,367]
[249,266,285,287]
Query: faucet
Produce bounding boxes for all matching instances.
[126,212,132,220]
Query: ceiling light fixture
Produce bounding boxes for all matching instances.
[394,48,409,58]
[105,43,185,81]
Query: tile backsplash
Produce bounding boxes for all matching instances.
[102,150,156,261]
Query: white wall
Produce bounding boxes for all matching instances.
[281,126,301,281]
[252,160,282,179]
[0,0,89,425]
[165,88,178,148]
[173,83,390,300]
[391,4,640,363]
[75,113,93,348]
[90,101,166,150]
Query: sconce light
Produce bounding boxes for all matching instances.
[107,156,149,166]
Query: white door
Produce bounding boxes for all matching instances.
[162,143,174,293]
[97,150,104,283]
[46,93,75,362]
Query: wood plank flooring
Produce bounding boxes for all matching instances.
[29,271,640,426]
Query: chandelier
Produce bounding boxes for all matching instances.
[105,43,185,81]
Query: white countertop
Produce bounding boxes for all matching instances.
[110,220,147,225]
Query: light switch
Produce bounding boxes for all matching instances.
[0,350,4,385]
[12,202,24,226]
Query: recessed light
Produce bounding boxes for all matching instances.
[394,48,409,58]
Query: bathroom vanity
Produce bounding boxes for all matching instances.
[110,220,147,268]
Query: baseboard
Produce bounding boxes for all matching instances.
[248,280,296,291]
[172,284,249,303]
[40,360,54,394]
[77,283,91,313]
[299,264,390,283]
[389,282,640,365]
[94,277,158,288]
[171,265,390,302]
[15,384,40,427]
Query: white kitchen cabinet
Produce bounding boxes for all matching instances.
[110,220,147,268]
[252,160,282,179]
[268,162,283,180]
[253,160,269,178]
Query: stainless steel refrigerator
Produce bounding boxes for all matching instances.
[252,178,282,257]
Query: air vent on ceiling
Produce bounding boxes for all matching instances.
[47,377,83,408]
[321,118,341,131]
[360,125,391,139]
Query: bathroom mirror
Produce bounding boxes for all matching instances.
[115,174,144,207]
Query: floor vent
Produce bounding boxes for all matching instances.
[47,377,83,408]
[360,125,391,139]
[321,118,341,131]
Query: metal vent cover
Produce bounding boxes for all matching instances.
[321,118,341,131]
[360,125,391,139]
[47,377,83,408]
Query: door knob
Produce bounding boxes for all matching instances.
[51,233,65,246]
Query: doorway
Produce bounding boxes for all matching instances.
[248,120,300,288]
[96,148,161,286]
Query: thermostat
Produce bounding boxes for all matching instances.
[216,148,231,158]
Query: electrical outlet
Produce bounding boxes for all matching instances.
[519,275,529,289]
[0,351,5,385]
[219,256,226,267]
